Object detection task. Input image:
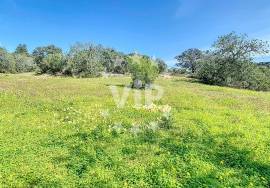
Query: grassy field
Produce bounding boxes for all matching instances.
[0,73,270,187]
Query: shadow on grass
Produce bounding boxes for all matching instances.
[48,125,118,181]
[42,122,270,187]
[159,127,270,186]
[172,77,200,83]
[105,84,129,88]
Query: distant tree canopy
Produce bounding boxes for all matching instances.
[13,54,35,73]
[65,43,104,77]
[0,41,166,84]
[213,32,269,61]
[155,58,167,73]
[29,42,166,79]
[176,32,270,91]
[258,62,270,67]
[32,45,64,74]
[0,47,34,73]
[0,47,15,73]
[175,48,203,73]
[15,44,29,56]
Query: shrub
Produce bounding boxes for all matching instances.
[196,55,270,91]
[13,54,35,73]
[0,47,35,74]
[193,32,270,91]
[155,58,167,73]
[66,43,104,78]
[0,48,16,73]
[44,53,65,74]
[113,58,129,74]
[14,44,29,56]
[168,67,188,75]
[128,55,159,89]
[247,66,270,91]
[32,45,63,74]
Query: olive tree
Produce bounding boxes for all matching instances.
[195,32,270,91]
[0,47,16,73]
[14,44,29,56]
[155,58,167,73]
[129,55,159,89]
[32,45,64,74]
[213,32,269,61]
[175,48,203,73]
[66,43,104,77]
[13,54,35,73]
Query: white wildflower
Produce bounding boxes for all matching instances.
[130,124,141,135]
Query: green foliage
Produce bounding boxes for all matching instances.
[0,47,34,73]
[196,54,270,91]
[0,47,16,73]
[112,55,130,74]
[14,44,29,56]
[0,43,158,77]
[44,53,65,74]
[168,67,188,75]
[213,32,269,61]
[194,32,270,91]
[258,62,270,67]
[175,48,203,73]
[66,43,104,77]
[113,60,129,74]
[129,55,159,88]
[13,54,35,73]
[101,48,128,73]
[32,45,63,74]
[155,58,167,73]
[247,65,270,91]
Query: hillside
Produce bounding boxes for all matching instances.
[0,73,270,187]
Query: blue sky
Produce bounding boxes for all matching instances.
[1,0,270,65]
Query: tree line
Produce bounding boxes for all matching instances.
[0,42,167,79]
[174,32,270,91]
[1,32,270,91]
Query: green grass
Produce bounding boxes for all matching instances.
[0,73,270,187]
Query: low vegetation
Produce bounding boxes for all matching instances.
[0,74,269,187]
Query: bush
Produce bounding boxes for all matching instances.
[32,45,63,74]
[113,58,129,74]
[129,55,159,89]
[66,43,104,78]
[0,48,35,74]
[44,53,65,74]
[13,54,35,73]
[156,58,167,73]
[247,66,270,91]
[196,55,270,91]
[191,32,270,91]
[168,68,188,76]
[0,48,16,73]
